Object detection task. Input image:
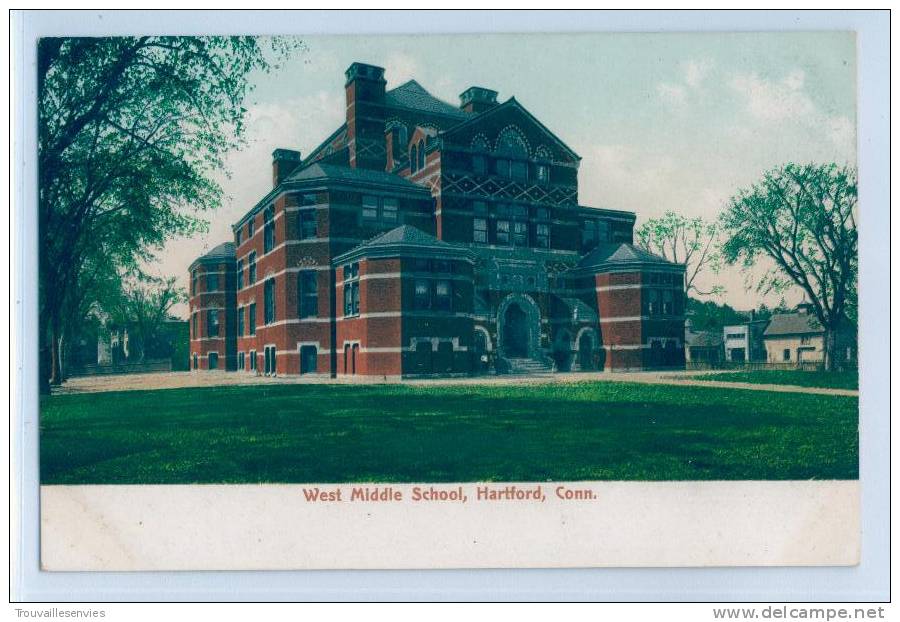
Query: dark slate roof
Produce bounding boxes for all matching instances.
[575,243,682,272]
[285,162,428,192]
[385,80,471,120]
[191,241,235,268]
[333,225,473,264]
[764,312,823,337]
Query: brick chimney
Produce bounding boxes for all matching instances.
[345,62,386,170]
[272,148,302,186]
[459,86,498,114]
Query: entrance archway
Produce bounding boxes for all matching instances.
[578,333,594,370]
[503,304,529,357]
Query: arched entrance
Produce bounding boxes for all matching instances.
[552,330,573,371]
[503,303,529,357]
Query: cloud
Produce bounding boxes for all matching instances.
[382,52,420,88]
[683,59,713,88]
[729,70,816,122]
[656,82,687,106]
[656,58,713,107]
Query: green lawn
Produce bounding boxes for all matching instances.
[39,381,858,484]
[694,370,859,390]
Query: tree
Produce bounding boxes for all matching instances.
[111,273,187,362]
[636,211,723,296]
[720,163,857,371]
[38,36,298,390]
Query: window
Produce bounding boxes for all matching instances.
[343,263,360,317]
[535,223,550,248]
[236,259,244,289]
[300,193,317,206]
[417,139,425,170]
[264,345,277,376]
[513,221,528,246]
[362,195,379,221]
[191,312,197,339]
[247,216,255,238]
[248,252,257,284]
[207,309,219,337]
[263,206,275,253]
[509,160,528,182]
[249,349,257,370]
[783,349,791,362]
[235,228,242,246]
[237,306,244,336]
[496,219,510,245]
[382,198,398,223]
[206,272,219,292]
[208,352,218,370]
[264,278,276,324]
[536,163,549,185]
[596,220,609,244]
[474,217,488,244]
[410,144,419,172]
[647,290,659,316]
[662,289,673,315]
[192,353,198,370]
[472,154,487,175]
[238,352,245,370]
[434,280,452,312]
[414,279,431,310]
[191,270,198,295]
[433,259,451,273]
[583,220,599,250]
[534,207,549,220]
[299,271,318,318]
[299,210,317,239]
[248,303,256,335]
[300,345,317,374]
[495,159,510,178]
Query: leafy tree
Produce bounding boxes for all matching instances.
[686,298,748,332]
[720,163,857,371]
[38,36,298,390]
[110,273,187,362]
[636,211,723,296]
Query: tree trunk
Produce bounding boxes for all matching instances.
[49,315,63,385]
[823,327,837,372]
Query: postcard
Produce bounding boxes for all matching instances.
[35,30,860,571]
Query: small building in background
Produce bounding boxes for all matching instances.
[722,311,769,363]
[763,305,857,366]
[684,320,724,365]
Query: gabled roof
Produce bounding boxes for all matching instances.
[385,80,471,120]
[764,313,823,337]
[685,329,724,348]
[190,241,235,268]
[442,97,581,161]
[574,242,683,274]
[559,297,598,323]
[303,123,347,164]
[333,225,474,265]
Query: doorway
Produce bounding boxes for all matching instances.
[502,303,529,358]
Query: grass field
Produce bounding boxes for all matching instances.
[39,381,858,484]
[694,370,859,390]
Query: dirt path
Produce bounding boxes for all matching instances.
[53,369,858,397]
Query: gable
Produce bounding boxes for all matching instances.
[441,99,580,165]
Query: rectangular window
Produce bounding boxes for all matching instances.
[238,351,245,370]
[513,221,528,246]
[249,350,257,370]
[433,259,451,273]
[662,289,673,315]
[191,270,198,295]
[597,220,610,243]
[510,160,528,182]
[235,228,242,246]
[472,154,487,176]
[208,352,218,370]
[248,303,256,335]
[496,220,510,245]
[583,220,598,249]
[413,258,430,272]
[783,348,791,361]
[300,345,318,374]
[362,196,379,221]
[207,309,219,337]
[237,306,244,336]
[647,290,660,316]
[299,210,317,239]
[248,252,257,284]
[536,163,549,185]
[191,312,197,339]
[236,259,244,289]
[264,278,276,324]
[206,272,219,292]
[414,279,431,310]
[534,207,549,221]
[343,263,360,317]
[434,280,452,312]
[382,198,399,223]
[495,159,510,178]
[535,223,550,248]
[247,216,254,238]
[301,193,317,206]
[299,271,318,318]
[473,218,488,243]
[263,207,275,253]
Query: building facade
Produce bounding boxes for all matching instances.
[188,62,686,377]
[763,306,857,367]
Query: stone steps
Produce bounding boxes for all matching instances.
[506,357,554,375]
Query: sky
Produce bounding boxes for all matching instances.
[159,32,857,318]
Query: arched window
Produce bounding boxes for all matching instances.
[410,144,418,172]
[417,139,426,170]
[495,126,529,158]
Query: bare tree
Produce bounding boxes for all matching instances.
[636,210,723,296]
[720,163,857,371]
